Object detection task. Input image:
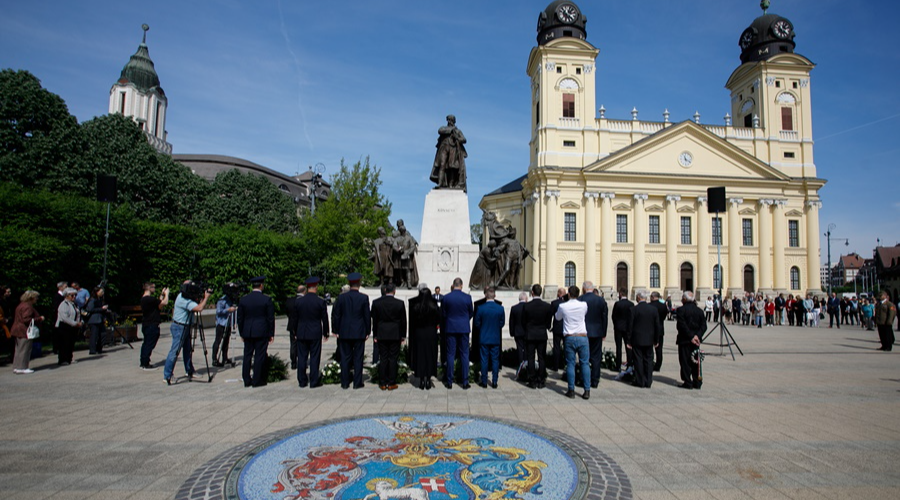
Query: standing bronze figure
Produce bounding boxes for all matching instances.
[430,115,468,191]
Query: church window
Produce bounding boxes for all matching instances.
[681,217,692,245]
[650,264,660,288]
[649,215,660,244]
[788,220,799,247]
[781,107,793,131]
[790,267,801,290]
[576,67,582,75]
[784,152,795,159]
[564,213,576,241]
[742,219,753,246]
[563,94,575,118]
[119,91,126,114]
[556,66,563,74]
[155,101,162,135]
[616,215,628,243]
[563,140,576,147]
[713,264,723,289]
[744,114,753,128]
[775,80,781,88]
[712,217,722,245]
[565,262,576,287]
[535,101,540,125]
[792,81,799,89]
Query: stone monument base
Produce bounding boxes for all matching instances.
[417,189,480,292]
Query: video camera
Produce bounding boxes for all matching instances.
[180,280,213,302]
[223,281,249,303]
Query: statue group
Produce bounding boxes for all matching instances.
[469,212,531,290]
[369,219,419,288]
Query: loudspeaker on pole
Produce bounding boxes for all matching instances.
[97,175,117,202]
[707,186,726,213]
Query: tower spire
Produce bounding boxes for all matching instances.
[760,0,770,14]
[141,23,149,44]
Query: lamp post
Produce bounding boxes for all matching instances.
[308,163,325,214]
[824,223,849,296]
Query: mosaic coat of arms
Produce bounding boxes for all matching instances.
[236,415,581,499]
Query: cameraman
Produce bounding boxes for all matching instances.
[164,281,211,385]
[140,282,169,370]
[212,286,237,367]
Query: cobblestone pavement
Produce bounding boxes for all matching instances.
[0,318,898,499]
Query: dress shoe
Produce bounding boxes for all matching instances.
[290,362,297,370]
[298,382,308,388]
[353,383,365,389]
[526,381,537,389]
[212,361,223,368]
[425,380,433,390]
[443,381,452,389]
[590,381,599,389]
[679,383,693,389]
[309,382,323,388]
[461,384,470,390]
[693,383,702,390]
[565,390,576,399]
[582,391,590,400]
[536,382,545,389]
[380,385,388,391]
[491,382,498,389]
[341,385,350,389]
[478,382,488,388]
[166,377,173,386]
[388,384,399,391]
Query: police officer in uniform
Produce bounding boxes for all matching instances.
[237,276,275,387]
[292,277,329,387]
[331,272,371,389]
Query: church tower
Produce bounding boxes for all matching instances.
[527,1,598,170]
[109,24,172,155]
[725,1,815,179]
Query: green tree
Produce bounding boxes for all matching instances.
[197,169,299,233]
[299,157,392,287]
[470,223,482,246]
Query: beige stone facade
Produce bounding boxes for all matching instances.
[481,19,824,300]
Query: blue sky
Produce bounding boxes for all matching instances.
[2,0,898,264]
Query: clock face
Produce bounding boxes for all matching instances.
[678,151,693,168]
[740,29,754,49]
[773,20,793,39]
[556,4,579,24]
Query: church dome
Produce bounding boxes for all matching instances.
[537,0,587,45]
[118,25,163,94]
[738,3,796,63]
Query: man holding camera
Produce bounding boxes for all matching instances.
[164,281,211,385]
[292,277,329,388]
[140,282,169,370]
[238,276,275,387]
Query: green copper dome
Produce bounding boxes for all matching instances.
[118,25,163,94]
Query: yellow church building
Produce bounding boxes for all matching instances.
[480,0,825,300]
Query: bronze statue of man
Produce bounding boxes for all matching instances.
[370,227,395,285]
[430,114,468,191]
[392,220,419,289]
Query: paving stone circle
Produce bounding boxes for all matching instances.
[175,413,631,500]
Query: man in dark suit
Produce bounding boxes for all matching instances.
[522,284,553,388]
[627,291,661,388]
[649,291,668,372]
[441,277,473,389]
[331,272,371,389]
[675,291,706,389]
[237,276,275,388]
[284,284,305,370]
[549,287,566,372]
[292,277,328,388]
[611,288,633,371]
[827,292,841,328]
[474,288,505,388]
[509,292,528,378]
[578,281,608,388]
[371,282,407,390]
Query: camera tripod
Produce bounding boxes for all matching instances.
[168,310,213,384]
[224,308,239,368]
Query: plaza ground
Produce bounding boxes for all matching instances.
[0,318,898,499]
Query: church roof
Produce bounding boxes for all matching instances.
[738,2,798,63]
[485,174,527,196]
[117,25,163,94]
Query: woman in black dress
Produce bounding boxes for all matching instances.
[409,285,441,389]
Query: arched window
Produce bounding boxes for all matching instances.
[565,262,576,287]
[680,262,694,292]
[713,264,722,290]
[790,266,801,290]
[617,262,629,293]
[744,265,755,293]
[649,263,660,288]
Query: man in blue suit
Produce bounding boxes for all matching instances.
[331,272,371,389]
[237,276,275,388]
[578,281,608,389]
[474,288,505,388]
[441,277,473,389]
[291,277,329,388]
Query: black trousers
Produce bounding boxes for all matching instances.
[677,342,701,387]
[140,323,161,366]
[829,311,840,328]
[613,329,630,369]
[296,338,323,386]
[632,345,654,388]
[526,339,547,383]
[338,338,365,388]
[588,336,603,386]
[288,330,297,366]
[242,337,269,387]
[89,323,105,354]
[56,324,77,364]
[653,335,664,371]
[877,325,895,351]
[550,334,564,371]
[514,336,526,371]
[213,324,231,363]
[378,340,401,386]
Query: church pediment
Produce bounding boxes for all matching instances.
[560,201,581,209]
[676,205,695,213]
[646,204,664,213]
[583,121,791,182]
[785,209,803,217]
[739,208,757,215]
[612,203,631,211]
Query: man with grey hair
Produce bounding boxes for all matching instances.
[50,281,68,355]
[578,281,608,389]
[675,290,706,389]
[627,291,660,388]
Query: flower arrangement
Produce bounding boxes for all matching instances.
[366,360,410,384]
[321,361,342,385]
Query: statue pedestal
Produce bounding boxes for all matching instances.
[417,189,480,291]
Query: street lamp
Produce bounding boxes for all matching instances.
[824,223,849,296]
[308,163,325,214]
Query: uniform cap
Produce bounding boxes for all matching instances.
[305,276,320,286]
[249,276,266,284]
[347,272,362,283]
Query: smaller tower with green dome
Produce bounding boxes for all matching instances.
[108,24,172,155]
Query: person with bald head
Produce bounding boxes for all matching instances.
[578,281,608,389]
[626,291,661,389]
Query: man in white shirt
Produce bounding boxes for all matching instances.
[555,285,591,400]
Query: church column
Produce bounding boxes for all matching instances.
[805,200,823,294]
[665,195,681,294]
[758,199,774,292]
[530,190,542,285]
[632,193,648,294]
[600,193,616,290]
[727,197,744,293]
[773,199,788,291]
[583,192,600,284]
[697,196,710,295]
[545,190,560,286]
